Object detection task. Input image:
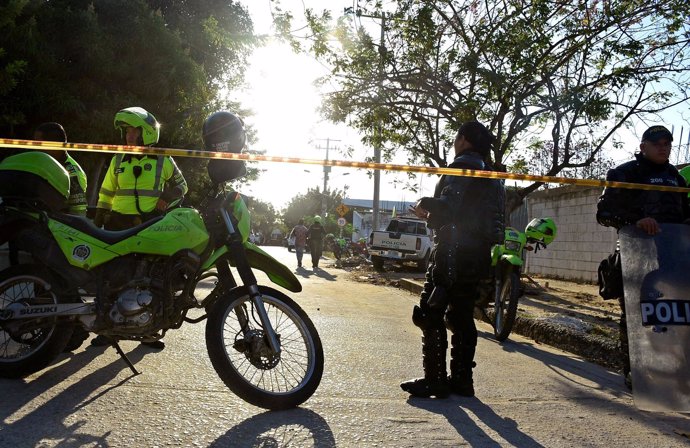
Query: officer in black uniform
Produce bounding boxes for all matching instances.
[401,121,505,398]
[596,124,689,389]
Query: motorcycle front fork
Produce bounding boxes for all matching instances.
[220,208,281,355]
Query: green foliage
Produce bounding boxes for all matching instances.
[0,0,258,203]
[246,196,282,240]
[282,187,347,235]
[277,0,690,198]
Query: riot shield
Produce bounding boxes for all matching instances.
[619,223,690,412]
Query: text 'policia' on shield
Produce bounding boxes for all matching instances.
[2,138,690,193]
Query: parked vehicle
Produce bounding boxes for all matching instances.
[285,235,296,252]
[0,152,323,410]
[368,217,432,271]
[478,218,557,341]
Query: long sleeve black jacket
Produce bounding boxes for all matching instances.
[597,153,688,230]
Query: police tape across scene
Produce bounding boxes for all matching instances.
[2,138,689,193]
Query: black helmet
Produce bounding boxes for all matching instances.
[202,111,247,183]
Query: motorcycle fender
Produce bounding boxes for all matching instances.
[500,254,524,266]
[202,242,302,293]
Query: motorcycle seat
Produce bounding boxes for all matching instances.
[49,213,164,245]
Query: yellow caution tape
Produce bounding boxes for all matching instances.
[1,138,689,193]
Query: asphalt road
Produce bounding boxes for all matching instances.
[1,246,689,447]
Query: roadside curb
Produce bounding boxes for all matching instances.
[399,278,622,370]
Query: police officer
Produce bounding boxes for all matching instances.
[597,125,689,389]
[34,122,88,215]
[401,121,505,398]
[94,107,187,231]
[92,107,187,349]
[10,123,88,265]
[308,216,326,269]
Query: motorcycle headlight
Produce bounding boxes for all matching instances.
[504,240,521,251]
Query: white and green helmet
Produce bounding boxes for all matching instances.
[114,107,160,145]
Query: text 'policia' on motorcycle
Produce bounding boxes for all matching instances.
[0,110,324,410]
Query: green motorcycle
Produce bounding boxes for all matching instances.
[488,218,557,341]
[0,150,323,410]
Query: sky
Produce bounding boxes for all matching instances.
[235,1,436,210]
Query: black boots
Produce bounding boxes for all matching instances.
[448,334,476,397]
[401,327,450,398]
[448,363,475,397]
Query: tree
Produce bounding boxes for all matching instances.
[275,0,690,201]
[245,196,282,242]
[282,187,347,235]
[0,0,258,204]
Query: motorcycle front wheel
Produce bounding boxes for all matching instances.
[206,286,324,410]
[0,265,73,378]
[493,268,521,341]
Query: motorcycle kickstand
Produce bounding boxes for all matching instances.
[111,341,140,376]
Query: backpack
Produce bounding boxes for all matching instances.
[597,250,623,300]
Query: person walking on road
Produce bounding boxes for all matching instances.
[290,219,309,268]
[308,216,326,269]
[92,107,187,350]
[400,121,505,398]
[596,124,688,390]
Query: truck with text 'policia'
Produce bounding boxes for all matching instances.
[368,217,432,271]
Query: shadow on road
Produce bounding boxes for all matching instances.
[484,327,622,392]
[210,408,335,447]
[408,396,545,447]
[293,266,338,281]
[482,329,690,436]
[0,344,149,447]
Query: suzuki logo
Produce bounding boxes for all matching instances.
[19,306,57,316]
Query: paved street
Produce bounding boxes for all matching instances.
[1,246,689,447]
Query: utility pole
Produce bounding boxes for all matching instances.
[345,6,386,232]
[313,138,341,218]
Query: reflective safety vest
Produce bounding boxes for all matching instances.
[97,154,188,215]
[63,153,87,215]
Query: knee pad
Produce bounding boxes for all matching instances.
[412,305,428,329]
[412,305,444,330]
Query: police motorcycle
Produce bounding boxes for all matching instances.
[0,111,324,410]
[480,218,557,341]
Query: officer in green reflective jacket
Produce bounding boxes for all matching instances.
[34,122,87,215]
[10,122,88,266]
[94,107,187,231]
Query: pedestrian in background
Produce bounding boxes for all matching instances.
[401,121,505,398]
[290,219,309,268]
[596,124,688,390]
[308,216,326,269]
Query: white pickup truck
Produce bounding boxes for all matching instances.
[368,218,433,271]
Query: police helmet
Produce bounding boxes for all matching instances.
[114,107,160,146]
[202,111,247,183]
[525,218,557,246]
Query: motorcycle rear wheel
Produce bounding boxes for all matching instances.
[0,265,73,378]
[206,286,324,410]
[493,269,521,341]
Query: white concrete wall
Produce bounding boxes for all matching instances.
[524,186,618,283]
